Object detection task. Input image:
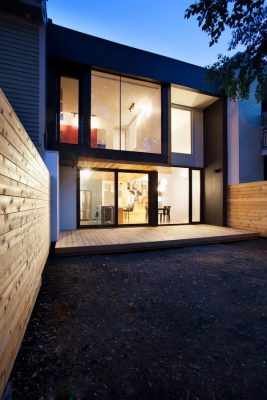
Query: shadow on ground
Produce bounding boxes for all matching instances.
[8,239,267,399]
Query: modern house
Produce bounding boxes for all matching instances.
[0,0,265,243]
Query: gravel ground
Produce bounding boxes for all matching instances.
[7,239,267,400]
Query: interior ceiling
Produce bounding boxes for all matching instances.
[81,170,146,182]
[78,159,172,174]
[171,86,219,109]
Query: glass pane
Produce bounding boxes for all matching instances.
[171,108,191,154]
[121,77,161,153]
[80,169,115,226]
[118,172,149,224]
[60,77,79,144]
[91,71,120,150]
[90,70,161,153]
[192,170,201,222]
[158,168,189,224]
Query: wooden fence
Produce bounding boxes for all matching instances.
[228,181,267,237]
[0,89,50,396]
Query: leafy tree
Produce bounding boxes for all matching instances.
[185,0,267,101]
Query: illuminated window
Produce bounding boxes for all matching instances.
[91,71,161,153]
[60,77,79,144]
[171,108,192,154]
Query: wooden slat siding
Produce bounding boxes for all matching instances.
[0,14,40,147]
[228,182,267,237]
[0,90,50,397]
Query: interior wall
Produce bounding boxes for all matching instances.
[60,166,77,230]
[158,168,189,223]
[80,174,103,218]
[203,99,226,226]
[171,108,203,168]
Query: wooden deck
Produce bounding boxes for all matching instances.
[55,224,258,256]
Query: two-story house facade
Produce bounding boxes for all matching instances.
[45,21,226,236]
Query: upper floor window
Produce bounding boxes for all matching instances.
[91,71,161,154]
[171,107,192,154]
[60,77,79,144]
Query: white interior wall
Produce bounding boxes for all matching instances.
[159,168,189,223]
[171,109,203,168]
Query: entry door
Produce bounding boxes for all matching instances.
[118,171,149,225]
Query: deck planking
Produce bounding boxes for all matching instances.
[55,225,258,256]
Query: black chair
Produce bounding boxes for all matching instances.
[123,204,134,223]
[163,206,171,222]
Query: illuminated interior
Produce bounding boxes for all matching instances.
[60,77,79,144]
[91,71,161,153]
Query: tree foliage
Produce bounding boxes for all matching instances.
[185,0,267,101]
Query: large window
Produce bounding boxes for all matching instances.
[60,77,79,144]
[91,71,161,153]
[80,169,115,226]
[171,107,192,154]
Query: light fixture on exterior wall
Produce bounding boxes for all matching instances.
[91,115,99,129]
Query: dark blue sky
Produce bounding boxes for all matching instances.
[47,0,234,67]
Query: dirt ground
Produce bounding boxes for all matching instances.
[7,239,267,400]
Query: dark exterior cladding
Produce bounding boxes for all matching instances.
[47,22,221,96]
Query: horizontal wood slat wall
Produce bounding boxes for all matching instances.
[228,181,267,237]
[0,89,50,397]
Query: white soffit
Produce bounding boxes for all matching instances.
[171,86,219,109]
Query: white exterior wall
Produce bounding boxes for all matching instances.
[238,91,262,182]
[227,99,240,184]
[60,166,77,230]
[228,84,263,184]
[44,151,59,242]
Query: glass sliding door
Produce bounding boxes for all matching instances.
[158,168,189,224]
[79,169,115,226]
[118,172,149,225]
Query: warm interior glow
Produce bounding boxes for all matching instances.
[171,108,192,154]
